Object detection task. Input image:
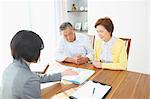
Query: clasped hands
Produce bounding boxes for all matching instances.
[72,55,89,65]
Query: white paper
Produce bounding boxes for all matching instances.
[45,61,73,74]
[62,68,95,84]
[41,61,95,84]
[40,81,60,90]
[30,63,48,73]
[70,81,111,99]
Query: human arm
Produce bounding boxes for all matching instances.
[54,39,84,64]
[94,40,100,61]
[84,35,94,62]
[55,38,68,62]
[38,69,78,83]
[64,55,89,65]
[23,76,41,99]
[73,35,93,64]
[39,73,62,83]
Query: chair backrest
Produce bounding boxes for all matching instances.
[87,35,95,49]
[120,38,131,59]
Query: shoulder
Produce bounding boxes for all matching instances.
[76,33,88,39]
[76,33,89,44]
[112,38,126,50]
[10,62,40,87]
[115,38,125,45]
[95,39,102,45]
[14,67,39,89]
[3,62,40,98]
[58,35,66,46]
[59,35,65,42]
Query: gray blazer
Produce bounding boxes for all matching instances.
[1,60,61,99]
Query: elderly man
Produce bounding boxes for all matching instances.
[55,22,93,65]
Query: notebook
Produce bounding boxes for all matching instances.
[62,68,95,84]
[69,80,111,99]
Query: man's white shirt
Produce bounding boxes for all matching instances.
[55,33,93,62]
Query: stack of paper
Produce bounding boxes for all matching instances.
[45,62,95,85]
[69,80,111,99]
[62,68,95,84]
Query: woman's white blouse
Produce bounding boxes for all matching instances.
[100,36,116,63]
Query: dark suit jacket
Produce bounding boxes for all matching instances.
[1,59,61,99]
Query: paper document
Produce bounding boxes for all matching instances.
[40,81,60,90]
[46,61,73,74]
[45,62,95,84]
[30,63,49,74]
[70,80,111,99]
[62,68,95,84]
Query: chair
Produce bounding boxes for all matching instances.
[87,35,95,49]
[120,38,131,59]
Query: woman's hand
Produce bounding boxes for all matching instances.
[62,68,78,76]
[92,60,102,68]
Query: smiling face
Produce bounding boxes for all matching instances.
[95,17,114,42]
[96,25,111,42]
[62,27,76,42]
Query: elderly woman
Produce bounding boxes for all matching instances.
[93,17,127,70]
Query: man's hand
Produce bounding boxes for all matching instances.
[74,55,89,65]
[64,55,89,65]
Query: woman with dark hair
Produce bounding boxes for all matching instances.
[1,30,77,99]
[93,17,127,70]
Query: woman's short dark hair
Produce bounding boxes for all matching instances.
[95,17,114,36]
[10,30,44,62]
[59,22,73,32]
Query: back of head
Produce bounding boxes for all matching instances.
[10,30,44,62]
[59,22,73,32]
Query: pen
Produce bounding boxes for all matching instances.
[92,87,95,96]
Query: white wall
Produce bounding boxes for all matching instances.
[0,0,64,87]
[147,0,150,74]
[28,1,57,64]
[0,1,31,85]
[88,0,150,74]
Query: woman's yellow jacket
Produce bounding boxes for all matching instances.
[94,38,127,70]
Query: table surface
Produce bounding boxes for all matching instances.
[41,62,150,99]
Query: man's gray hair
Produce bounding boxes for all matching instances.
[59,22,73,31]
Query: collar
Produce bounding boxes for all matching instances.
[102,36,115,45]
[13,59,31,71]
